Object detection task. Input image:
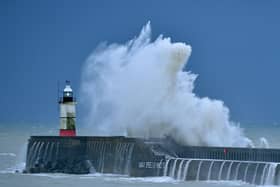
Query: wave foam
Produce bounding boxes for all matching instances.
[0,153,16,157]
[81,22,253,147]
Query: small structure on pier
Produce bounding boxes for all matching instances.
[59,81,76,136]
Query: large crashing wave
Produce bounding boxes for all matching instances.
[80,22,253,147]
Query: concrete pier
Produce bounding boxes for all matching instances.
[25,136,280,185]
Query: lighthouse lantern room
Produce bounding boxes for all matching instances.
[59,81,76,136]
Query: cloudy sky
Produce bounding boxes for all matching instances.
[1,0,280,125]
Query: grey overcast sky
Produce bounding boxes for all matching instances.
[1,0,280,125]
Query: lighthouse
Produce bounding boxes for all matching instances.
[59,81,76,136]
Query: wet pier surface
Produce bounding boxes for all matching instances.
[25,136,280,185]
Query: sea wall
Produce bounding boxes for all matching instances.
[25,136,280,185]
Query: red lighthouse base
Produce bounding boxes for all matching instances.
[59,129,76,136]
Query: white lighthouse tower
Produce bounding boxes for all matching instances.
[59,80,76,136]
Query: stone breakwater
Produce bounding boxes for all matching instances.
[25,136,280,185]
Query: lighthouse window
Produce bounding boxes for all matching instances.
[64,92,72,97]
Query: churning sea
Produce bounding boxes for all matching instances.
[0,124,279,187]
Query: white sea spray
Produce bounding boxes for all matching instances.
[80,22,253,147]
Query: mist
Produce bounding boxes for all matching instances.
[80,22,253,147]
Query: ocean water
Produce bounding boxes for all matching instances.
[0,124,279,187]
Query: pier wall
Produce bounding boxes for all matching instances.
[25,136,280,185]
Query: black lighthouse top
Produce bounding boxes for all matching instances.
[60,81,75,103]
